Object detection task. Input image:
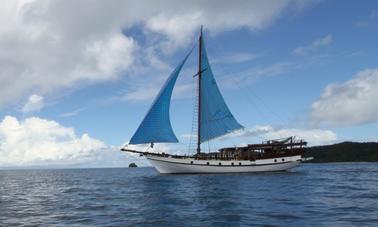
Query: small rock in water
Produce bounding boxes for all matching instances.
[129,163,138,168]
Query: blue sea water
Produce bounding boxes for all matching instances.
[1,163,378,226]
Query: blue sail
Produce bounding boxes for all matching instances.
[129,52,191,144]
[200,37,243,142]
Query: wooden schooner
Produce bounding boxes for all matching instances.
[122,27,308,174]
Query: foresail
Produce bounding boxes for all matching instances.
[199,37,243,142]
[129,51,191,145]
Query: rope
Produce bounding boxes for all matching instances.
[229,76,285,139]
[188,77,198,155]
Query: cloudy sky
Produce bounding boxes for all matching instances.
[1,0,377,168]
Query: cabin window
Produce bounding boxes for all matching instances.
[206,162,209,165]
[190,161,193,164]
[282,158,285,162]
[219,162,222,166]
[274,159,277,162]
[239,162,242,166]
[231,162,234,166]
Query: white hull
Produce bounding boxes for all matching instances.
[146,154,302,174]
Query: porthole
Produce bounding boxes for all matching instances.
[231,162,234,166]
[282,158,285,162]
[239,162,242,166]
[274,159,277,162]
[190,161,193,164]
[206,162,209,165]
[219,162,222,166]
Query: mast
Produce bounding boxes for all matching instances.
[197,26,203,156]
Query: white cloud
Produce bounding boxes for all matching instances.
[22,94,44,113]
[311,68,378,126]
[292,34,333,56]
[144,0,294,51]
[60,107,86,118]
[123,86,160,102]
[60,107,86,117]
[123,82,193,102]
[0,0,137,107]
[247,62,293,78]
[356,9,378,28]
[0,0,318,107]
[224,125,337,146]
[220,62,293,89]
[0,115,145,168]
[213,52,258,65]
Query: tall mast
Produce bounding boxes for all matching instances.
[197,26,203,156]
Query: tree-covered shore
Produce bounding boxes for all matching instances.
[305,142,378,162]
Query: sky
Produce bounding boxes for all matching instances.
[1,0,378,168]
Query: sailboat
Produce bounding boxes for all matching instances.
[121,28,307,174]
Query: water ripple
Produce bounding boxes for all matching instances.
[1,163,378,226]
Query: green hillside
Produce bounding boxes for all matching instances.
[305,142,378,162]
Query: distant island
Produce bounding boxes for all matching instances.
[305,142,378,162]
[129,163,138,168]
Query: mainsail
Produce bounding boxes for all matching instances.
[129,52,191,145]
[198,35,243,143]
[129,29,242,147]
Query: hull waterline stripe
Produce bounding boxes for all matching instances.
[147,156,301,167]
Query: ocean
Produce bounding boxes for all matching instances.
[1,163,377,226]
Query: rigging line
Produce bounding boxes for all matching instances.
[201,76,243,151]
[247,89,287,139]
[234,75,286,123]
[247,128,270,142]
[206,128,215,153]
[188,76,198,155]
[229,77,270,141]
[126,150,144,165]
[243,78,286,123]
[194,76,199,154]
[231,80,268,127]
[229,76,283,140]
[226,129,246,149]
[176,142,190,156]
[229,77,270,124]
[199,74,214,153]
[144,145,150,153]
[250,90,287,123]
[188,79,194,153]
